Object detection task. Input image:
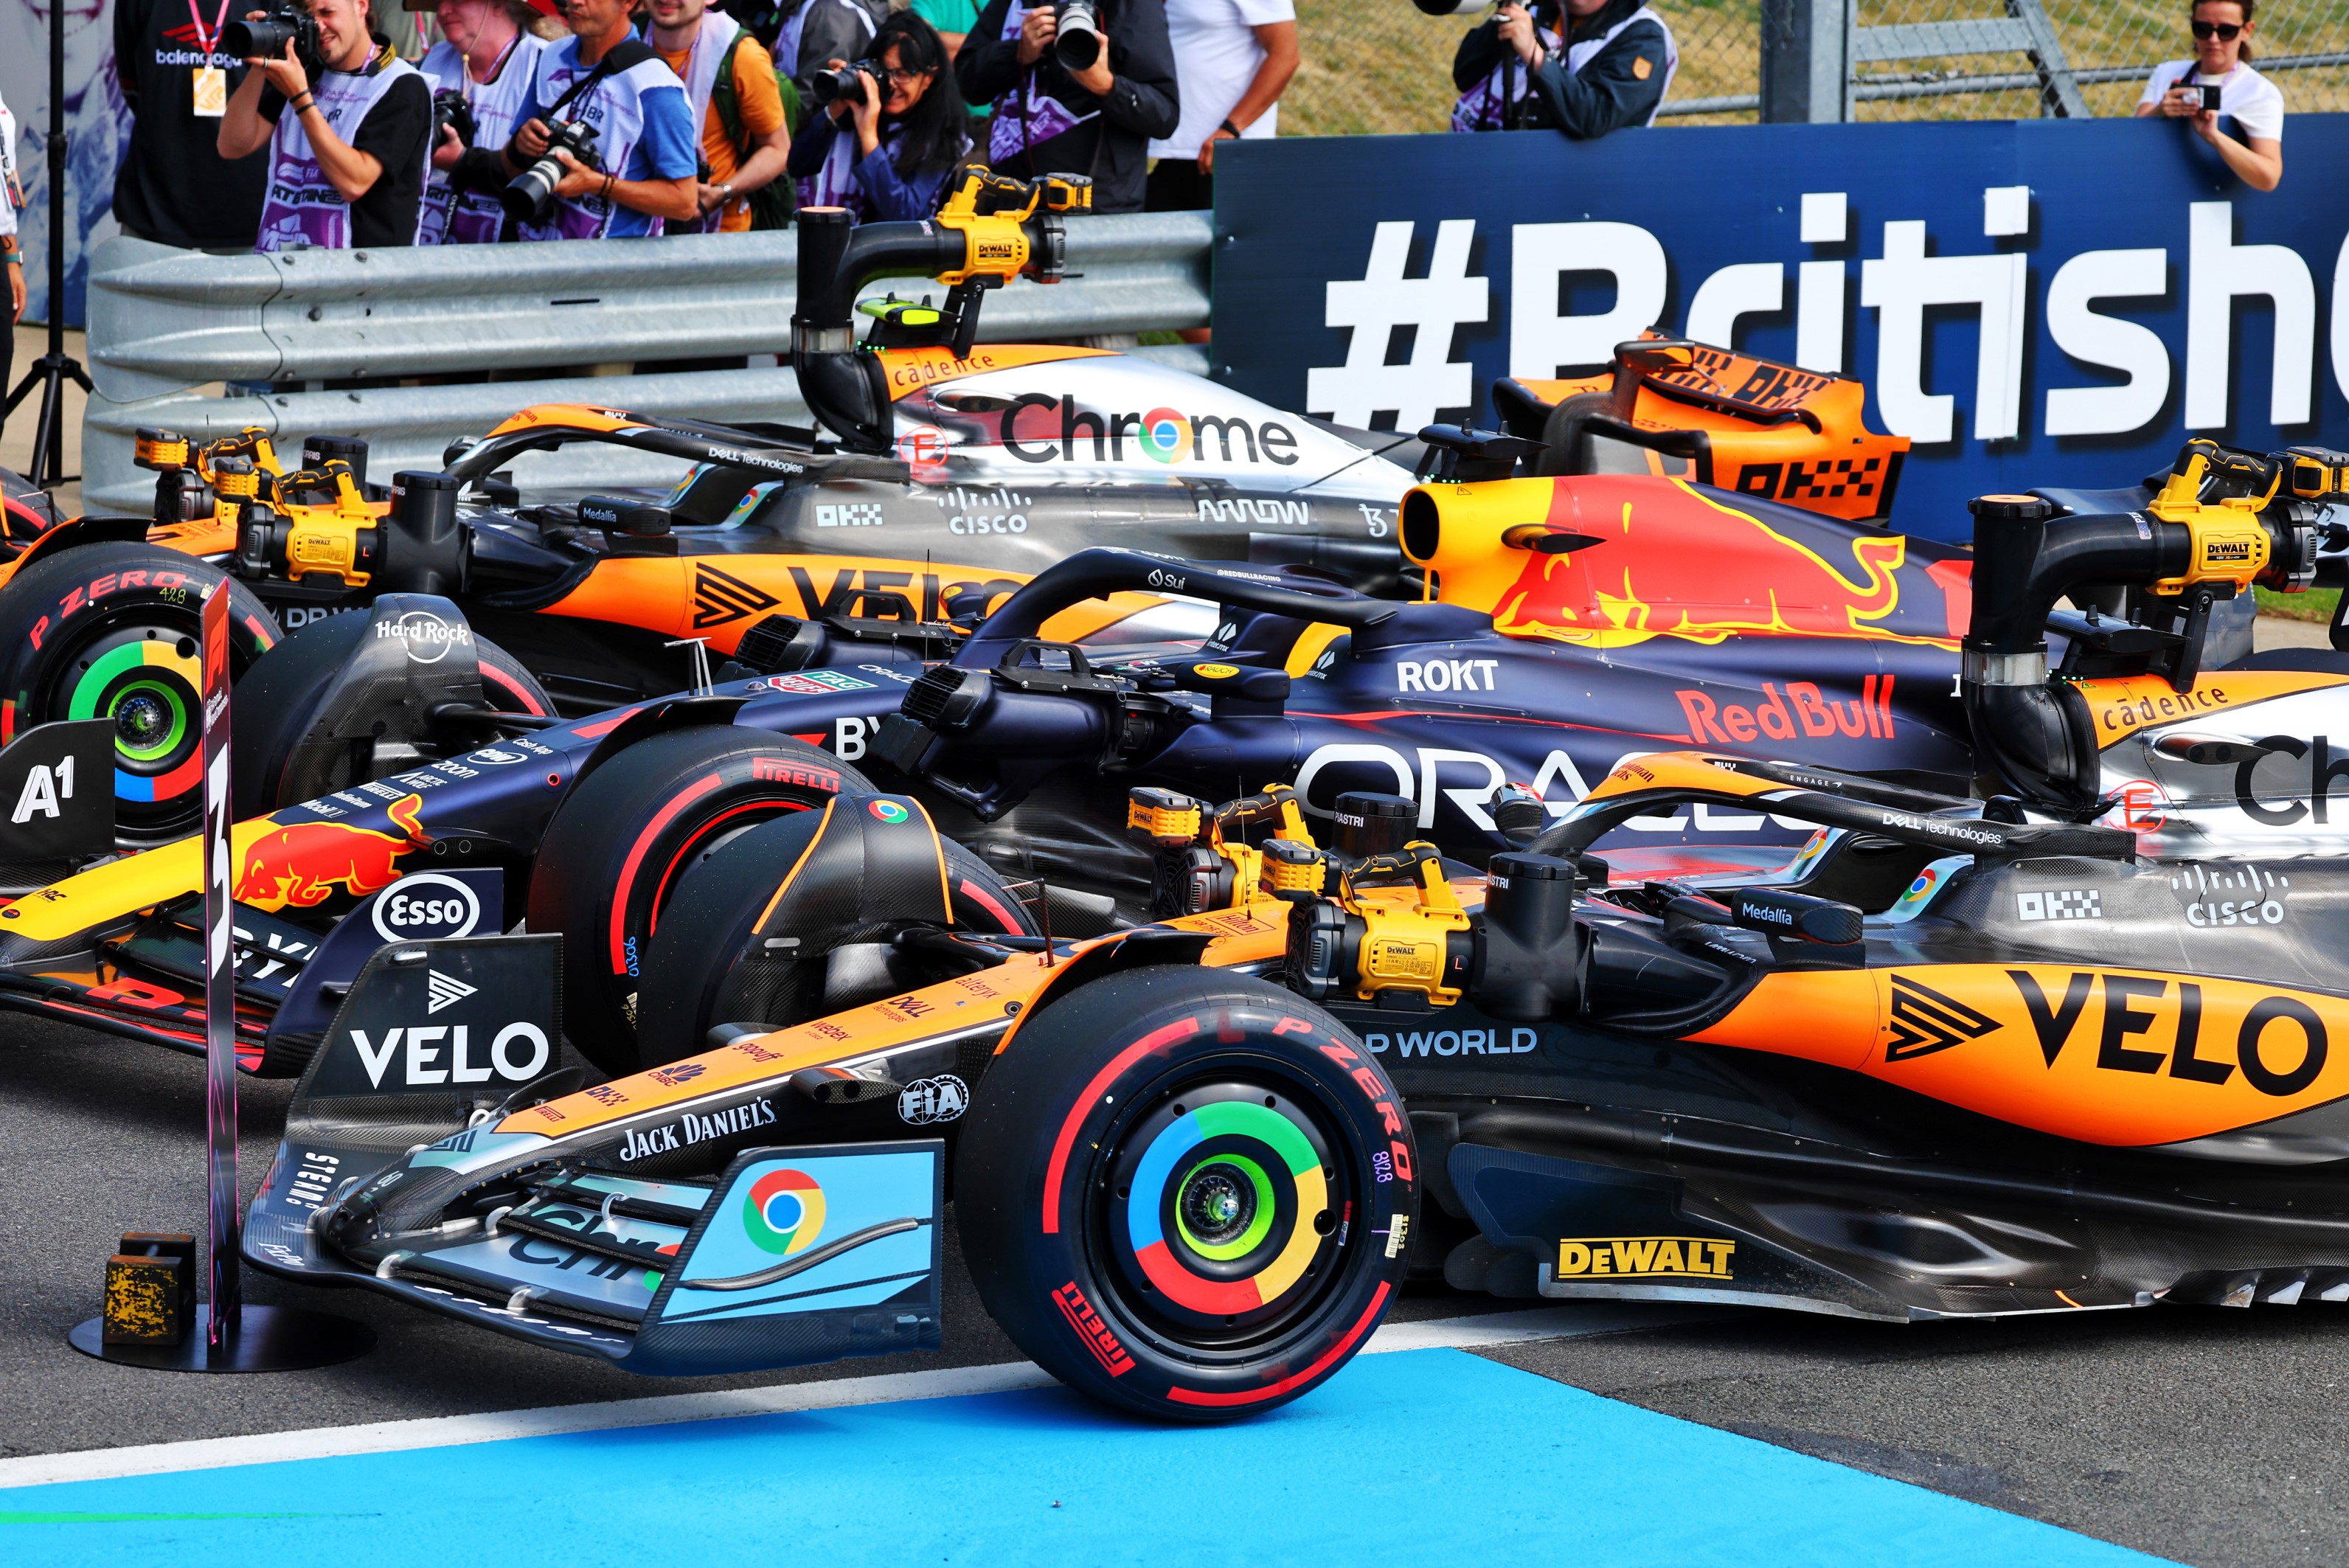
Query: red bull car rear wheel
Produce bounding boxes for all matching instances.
[959,966,1418,1421]
[0,541,277,845]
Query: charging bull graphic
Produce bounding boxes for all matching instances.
[235,795,427,912]
[1494,482,1969,651]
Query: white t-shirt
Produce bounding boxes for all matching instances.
[1150,0,1295,160]
[0,95,18,243]
[2140,58,2285,141]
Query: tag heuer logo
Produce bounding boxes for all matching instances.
[426,969,478,1014]
[693,564,782,629]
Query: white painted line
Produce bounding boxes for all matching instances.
[0,1362,1058,1491]
[1364,1303,1710,1353]
[0,1304,1696,1490]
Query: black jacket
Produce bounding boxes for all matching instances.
[783,0,893,112]
[113,0,268,246]
[954,0,1179,213]
[1452,0,1669,139]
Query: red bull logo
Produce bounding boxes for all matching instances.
[1677,678,1897,745]
[235,794,426,912]
[1493,480,1960,651]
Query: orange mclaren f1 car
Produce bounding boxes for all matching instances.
[204,439,2349,1425]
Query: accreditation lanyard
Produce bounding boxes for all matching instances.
[189,0,235,117]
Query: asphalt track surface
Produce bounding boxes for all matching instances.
[1,1008,2343,1567]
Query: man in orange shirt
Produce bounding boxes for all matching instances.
[645,0,792,231]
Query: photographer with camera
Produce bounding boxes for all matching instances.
[787,13,969,221]
[1450,0,1675,139]
[2136,0,2282,192]
[218,0,436,251]
[955,0,1179,214]
[414,0,546,243]
[502,0,700,237]
[774,0,887,110]
[645,0,794,232]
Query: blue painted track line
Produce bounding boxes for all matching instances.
[1,1348,2167,1567]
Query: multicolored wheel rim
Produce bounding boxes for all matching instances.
[1110,1079,1337,1331]
[63,629,203,806]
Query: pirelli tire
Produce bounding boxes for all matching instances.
[0,541,278,845]
[527,726,872,1074]
[957,966,1417,1421]
[632,808,1043,1073]
[229,610,555,816]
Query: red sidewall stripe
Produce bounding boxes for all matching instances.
[1040,1015,1200,1234]
[957,875,1021,934]
[607,770,726,972]
[1165,1280,1392,1408]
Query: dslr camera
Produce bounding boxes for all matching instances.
[432,88,476,149]
[222,1,325,77]
[811,58,885,108]
[502,117,600,221]
[1053,0,1103,71]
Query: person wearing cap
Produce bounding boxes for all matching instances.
[414,0,547,242]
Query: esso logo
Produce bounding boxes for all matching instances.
[371,873,484,943]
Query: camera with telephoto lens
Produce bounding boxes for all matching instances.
[432,88,476,149]
[501,117,600,222]
[1052,0,1103,71]
[222,1,325,77]
[810,58,885,108]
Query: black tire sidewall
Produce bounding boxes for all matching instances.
[231,615,557,816]
[960,965,1417,1421]
[636,818,1041,1071]
[526,726,873,1073]
[0,542,278,842]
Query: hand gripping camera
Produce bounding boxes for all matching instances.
[810,58,885,108]
[222,1,325,77]
[502,118,601,223]
[432,88,476,150]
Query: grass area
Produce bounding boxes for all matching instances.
[1280,0,2349,139]
[2258,586,2342,622]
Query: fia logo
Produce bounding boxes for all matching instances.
[897,1074,968,1125]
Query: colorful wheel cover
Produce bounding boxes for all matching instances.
[1122,1095,1330,1318]
[64,632,203,805]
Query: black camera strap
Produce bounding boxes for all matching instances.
[542,37,655,127]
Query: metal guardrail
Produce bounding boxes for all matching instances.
[81,212,1212,515]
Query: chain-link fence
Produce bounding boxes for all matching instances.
[1283,0,2348,135]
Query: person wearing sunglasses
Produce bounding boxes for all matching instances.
[788,11,972,221]
[2137,0,2282,192]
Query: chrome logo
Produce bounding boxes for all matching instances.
[867,799,912,824]
[1137,407,1193,464]
[744,1168,826,1255]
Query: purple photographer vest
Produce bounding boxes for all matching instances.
[254,52,425,251]
[986,0,1100,167]
[417,32,544,246]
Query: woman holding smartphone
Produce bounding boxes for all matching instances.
[2137,0,2283,192]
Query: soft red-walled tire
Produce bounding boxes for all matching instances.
[525,725,872,1073]
[957,965,1418,1421]
[0,541,277,845]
